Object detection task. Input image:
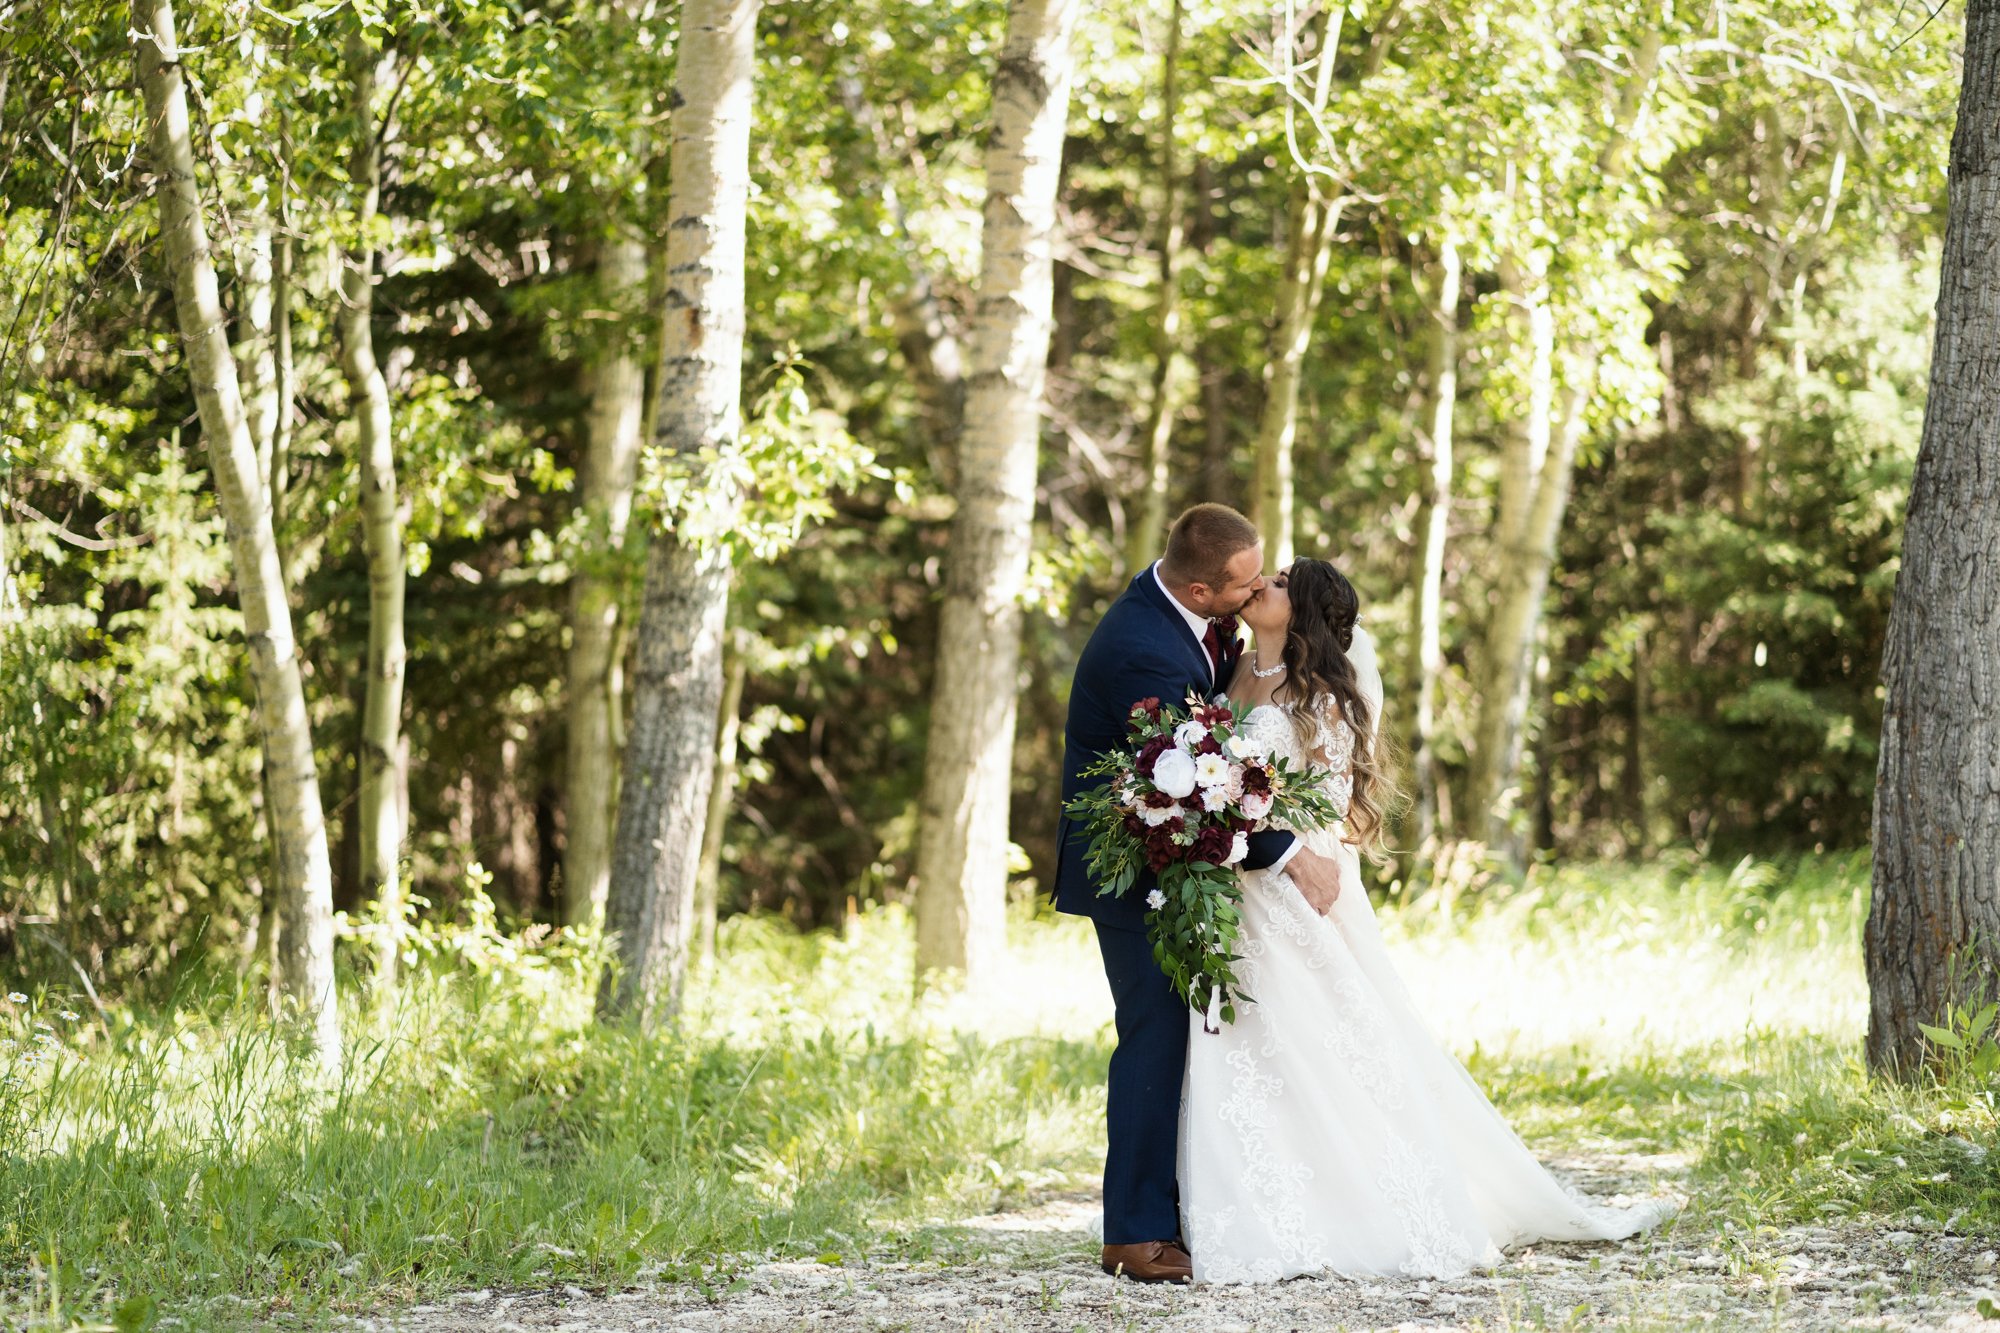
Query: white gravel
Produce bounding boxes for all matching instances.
[334,1153,2000,1332]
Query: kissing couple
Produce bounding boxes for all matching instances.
[1052,503,1674,1285]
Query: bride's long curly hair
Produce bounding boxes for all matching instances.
[1276,558,1397,857]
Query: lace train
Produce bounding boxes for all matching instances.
[1179,685,1675,1284]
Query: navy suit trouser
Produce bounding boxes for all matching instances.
[1093,918,1185,1245]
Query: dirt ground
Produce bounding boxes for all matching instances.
[329,1153,2000,1333]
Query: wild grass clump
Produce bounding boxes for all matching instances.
[0,889,1107,1329]
[3,850,1996,1330]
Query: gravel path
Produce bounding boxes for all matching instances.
[340,1153,2000,1332]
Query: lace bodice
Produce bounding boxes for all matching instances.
[1234,699,1356,819]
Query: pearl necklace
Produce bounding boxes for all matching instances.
[1249,654,1286,679]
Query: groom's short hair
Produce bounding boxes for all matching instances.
[1161,503,1261,589]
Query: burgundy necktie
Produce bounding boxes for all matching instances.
[1201,620,1224,681]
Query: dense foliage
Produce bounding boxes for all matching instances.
[0,0,1960,986]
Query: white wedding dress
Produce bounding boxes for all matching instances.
[1180,628,1674,1284]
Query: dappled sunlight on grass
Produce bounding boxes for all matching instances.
[5,850,1996,1329]
[1382,853,1869,1062]
[682,900,1114,1048]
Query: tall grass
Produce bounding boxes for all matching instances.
[2,852,1995,1329]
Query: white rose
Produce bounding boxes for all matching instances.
[1174,719,1209,749]
[1225,733,1267,762]
[1152,747,1198,799]
[1200,786,1231,813]
[1192,753,1231,789]
[1224,832,1249,866]
[1139,801,1184,827]
[1145,889,1166,910]
[1241,790,1274,822]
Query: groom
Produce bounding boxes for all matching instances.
[1052,503,1345,1283]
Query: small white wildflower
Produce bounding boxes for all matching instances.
[1145,889,1166,911]
[58,1011,78,1022]
[6,993,24,1004]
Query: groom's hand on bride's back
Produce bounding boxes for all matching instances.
[1286,848,1341,915]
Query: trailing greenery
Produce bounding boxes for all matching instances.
[4,854,1994,1329]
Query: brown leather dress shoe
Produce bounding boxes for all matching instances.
[1100,1240,1194,1283]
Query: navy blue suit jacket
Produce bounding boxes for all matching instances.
[1051,568,1297,932]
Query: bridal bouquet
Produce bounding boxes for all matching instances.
[1064,693,1345,1029]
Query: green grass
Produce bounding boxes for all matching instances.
[3,851,1996,1330]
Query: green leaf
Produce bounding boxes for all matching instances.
[114,1295,156,1333]
[1919,1023,1966,1051]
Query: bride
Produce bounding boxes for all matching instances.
[1179,557,1675,1284]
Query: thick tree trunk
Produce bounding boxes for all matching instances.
[692,647,748,968]
[336,38,410,992]
[1410,238,1460,851]
[133,0,339,1069]
[597,0,760,1027]
[1866,0,2000,1078]
[1125,0,1188,575]
[912,0,1081,986]
[562,235,648,930]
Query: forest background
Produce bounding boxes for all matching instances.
[1,0,1991,1323]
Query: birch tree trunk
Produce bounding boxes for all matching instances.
[236,207,279,481]
[1250,1,1390,566]
[1866,0,2000,1078]
[562,235,648,929]
[692,647,748,968]
[1465,33,1661,853]
[912,0,1081,985]
[1410,237,1460,851]
[133,0,339,1069]
[597,0,760,1026]
[1252,182,1337,569]
[1126,0,1189,574]
[335,38,411,992]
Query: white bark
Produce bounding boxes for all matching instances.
[913,0,1081,985]
[133,0,339,1069]
[563,235,648,929]
[1410,237,1460,851]
[693,647,748,967]
[1866,0,2000,1077]
[1126,0,1188,575]
[235,206,279,482]
[336,38,410,992]
[598,0,760,1026]
[1466,33,1662,852]
[1249,2,1390,567]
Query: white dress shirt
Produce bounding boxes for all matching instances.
[1151,561,1217,674]
[1150,561,1300,872]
